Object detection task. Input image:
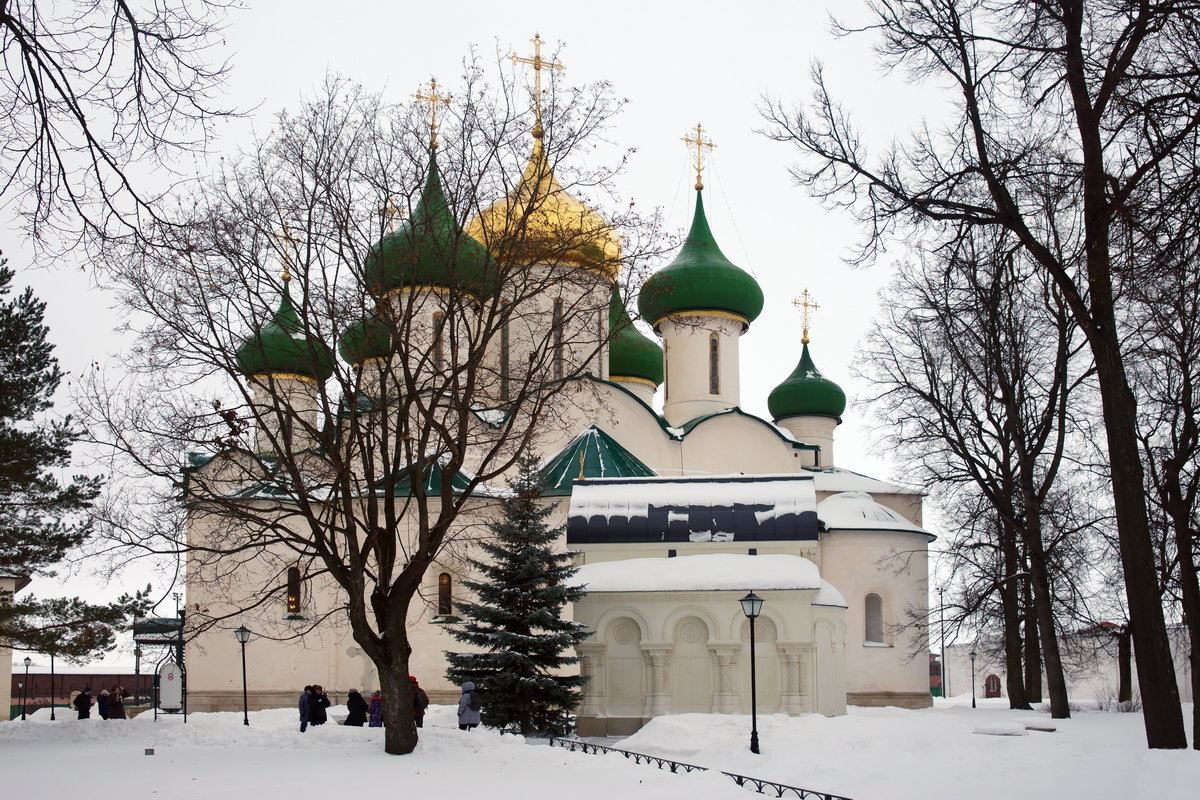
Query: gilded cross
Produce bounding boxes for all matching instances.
[510,33,564,135]
[414,77,453,149]
[681,123,716,190]
[273,225,299,282]
[792,288,820,344]
[377,201,403,233]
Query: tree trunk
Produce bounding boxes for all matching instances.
[1001,520,1031,709]
[1089,336,1187,747]
[1022,513,1071,719]
[379,658,418,755]
[1168,503,1200,748]
[1117,627,1133,705]
[1023,570,1043,703]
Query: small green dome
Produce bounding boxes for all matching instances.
[608,289,663,386]
[236,283,335,381]
[363,150,494,298]
[637,190,764,327]
[338,313,393,365]
[768,343,846,420]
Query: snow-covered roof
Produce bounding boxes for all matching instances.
[817,491,931,537]
[805,467,925,496]
[571,553,823,593]
[566,474,818,543]
[814,580,848,608]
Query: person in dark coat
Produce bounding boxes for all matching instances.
[457,681,481,731]
[309,684,330,726]
[298,685,313,732]
[410,676,429,728]
[73,688,93,719]
[108,684,130,719]
[367,690,383,727]
[344,688,368,726]
[97,689,110,720]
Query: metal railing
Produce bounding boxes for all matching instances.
[548,737,853,800]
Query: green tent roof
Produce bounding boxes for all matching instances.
[637,190,764,327]
[540,426,657,496]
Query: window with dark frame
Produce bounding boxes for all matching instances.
[438,572,452,616]
[286,566,302,614]
[553,299,564,381]
[865,593,884,643]
[709,334,720,394]
[432,312,445,370]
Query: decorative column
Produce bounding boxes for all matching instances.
[777,643,811,715]
[577,642,607,717]
[640,643,674,717]
[709,642,742,713]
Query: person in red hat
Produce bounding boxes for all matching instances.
[410,676,430,728]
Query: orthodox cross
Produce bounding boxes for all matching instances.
[377,201,402,233]
[414,77,453,149]
[681,123,715,190]
[510,33,564,136]
[792,288,820,344]
[273,225,299,282]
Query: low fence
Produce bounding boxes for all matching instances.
[548,737,853,800]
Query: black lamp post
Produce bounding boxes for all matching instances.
[937,586,947,698]
[739,591,765,755]
[234,626,251,725]
[48,652,55,721]
[21,656,32,720]
[969,650,978,709]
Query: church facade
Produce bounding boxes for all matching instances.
[182,115,934,729]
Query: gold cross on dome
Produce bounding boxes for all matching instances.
[377,201,403,233]
[414,77,453,149]
[792,289,820,344]
[510,33,564,136]
[273,225,299,282]
[681,123,716,190]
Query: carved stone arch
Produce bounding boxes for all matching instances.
[664,605,721,640]
[593,606,653,642]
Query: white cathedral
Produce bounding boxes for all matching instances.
[182,108,934,736]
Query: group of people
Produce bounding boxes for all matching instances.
[71,685,132,720]
[296,676,483,731]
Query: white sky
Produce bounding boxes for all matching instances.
[7,0,949,668]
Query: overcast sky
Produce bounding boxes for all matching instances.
[9,0,948,669]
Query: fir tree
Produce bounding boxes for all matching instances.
[445,455,591,736]
[0,254,148,659]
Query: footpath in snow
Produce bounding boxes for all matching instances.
[0,697,1195,800]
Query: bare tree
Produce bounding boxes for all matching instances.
[764,0,1199,747]
[79,67,661,755]
[860,233,1095,716]
[0,0,235,243]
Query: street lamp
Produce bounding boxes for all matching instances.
[21,656,32,720]
[49,652,55,721]
[937,586,947,698]
[969,650,978,709]
[234,626,252,726]
[739,592,765,755]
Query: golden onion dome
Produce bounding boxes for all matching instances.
[466,140,621,279]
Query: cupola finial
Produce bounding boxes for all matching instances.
[681,123,715,190]
[792,288,820,345]
[510,33,564,140]
[414,77,453,150]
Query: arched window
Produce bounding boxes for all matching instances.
[500,323,510,400]
[432,312,445,370]
[708,334,720,394]
[438,572,452,616]
[552,298,564,380]
[864,593,884,643]
[286,566,302,615]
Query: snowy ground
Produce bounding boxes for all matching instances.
[1,697,1195,800]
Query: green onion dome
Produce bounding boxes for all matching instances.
[235,281,335,381]
[608,289,663,386]
[338,312,393,365]
[767,342,846,420]
[363,150,495,299]
[637,190,764,328]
